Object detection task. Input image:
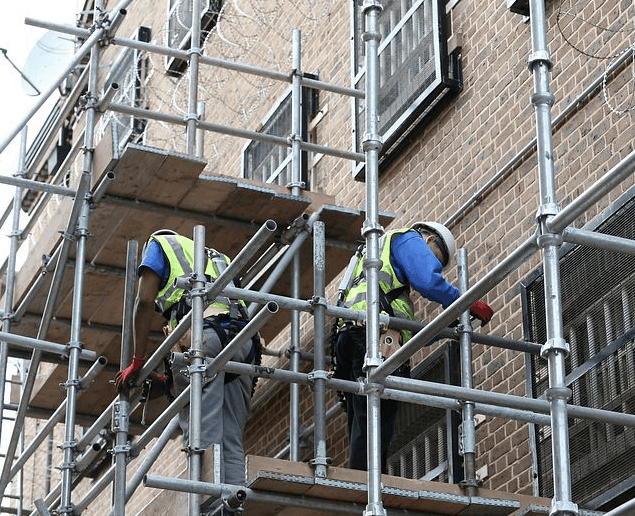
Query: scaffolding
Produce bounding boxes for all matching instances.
[1,0,635,515]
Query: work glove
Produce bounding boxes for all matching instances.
[114,356,145,392]
[469,301,494,326]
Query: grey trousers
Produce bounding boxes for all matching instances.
[171,325,252,486]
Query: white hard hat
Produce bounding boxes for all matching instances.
[151,229,178,237]
[412,221,456,269]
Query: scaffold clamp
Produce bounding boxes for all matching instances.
[309,295,327,308]
[540,337,569,358]
[308,370,330,383]
[549,500,578,516]
[364,502,388,516]
[112,443,131,454]
[527,50,553,71]
[545,386,572,402]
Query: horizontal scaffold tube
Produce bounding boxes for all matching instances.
[220,359,633,428]
[0,331,97,361]
[222,285,543,355]
[25,18,364,99]
[8,357,107,480]
[0,175,76,197]
[107,103,366,163]
[143,475,437,516]
[562,227,635,255]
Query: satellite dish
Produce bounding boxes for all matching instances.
[21,31,75,96]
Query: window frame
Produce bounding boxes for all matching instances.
[241,78,319,190]
[164,0,222,76]
[99,26,152,152]
[350,0,462,180]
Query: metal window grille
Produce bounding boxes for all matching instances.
[165,0,222,76]
[351,0,462,179]
[99,26,151,152]
[522,190,635,511]
[386,343,461,482]
[242,80,318,189]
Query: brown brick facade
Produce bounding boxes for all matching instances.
[8,0,635,514]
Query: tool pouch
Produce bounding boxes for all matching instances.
[379,328,402,360]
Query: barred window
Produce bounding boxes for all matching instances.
[99,26,152,152]
[522,189,635,511]
[165,0,222,76]
[387,343,462,482]
[351,0,462,178]
[242,79,318,189]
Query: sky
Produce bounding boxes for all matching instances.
[0,0,80,263]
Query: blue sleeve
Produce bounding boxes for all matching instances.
[390,231,459,308]
[138,240,170,290]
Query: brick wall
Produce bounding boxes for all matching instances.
[14,0,635,512]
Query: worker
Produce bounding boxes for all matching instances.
[334,221,494,473]
[115,229,259,495]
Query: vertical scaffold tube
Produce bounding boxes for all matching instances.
[312,221,328,477]
[60,201,90,516]
[288,28,304,461]
[457,249,478,495]
[112,240,138,516]
[60,9,103,509]
[188,225,207,516]
[289,254,301,461]
[361,2,385,515]
[0,127,27,448]
[528,0,577,514]
[186,0,202,153]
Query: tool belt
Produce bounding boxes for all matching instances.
[335,321,409,377]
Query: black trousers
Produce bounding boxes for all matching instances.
[335,326,399,473]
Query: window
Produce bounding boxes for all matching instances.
[99,26,151,152]
[522,188,635,511]
[165,0,222,76]
[242,79,319,190]
[351,0,462,179]
[387,343,462,482]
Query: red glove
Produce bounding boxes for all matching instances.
[114,356,145,392]
[470,301,494,326]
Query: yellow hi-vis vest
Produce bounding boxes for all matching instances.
[342,228,415,342]
[151,234,240,330]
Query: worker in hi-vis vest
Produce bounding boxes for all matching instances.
[334,221,494,473]
[115,229,260,497]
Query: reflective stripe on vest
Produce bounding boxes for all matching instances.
[151,235,235,329]
[342,228,415,342]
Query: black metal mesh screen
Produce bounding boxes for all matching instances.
[352,0,460,166]
[525,197,635,508]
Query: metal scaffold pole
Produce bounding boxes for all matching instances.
[188,225,207,516]
[112,240,138,516]
[186,0,203,154]
[528,0,577,514]
[0,127,27,451]
[457,249,478,495]
[60,1,104,510]
[311,221,329,477]
[289,28,304,462]
[361,1,385,515]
